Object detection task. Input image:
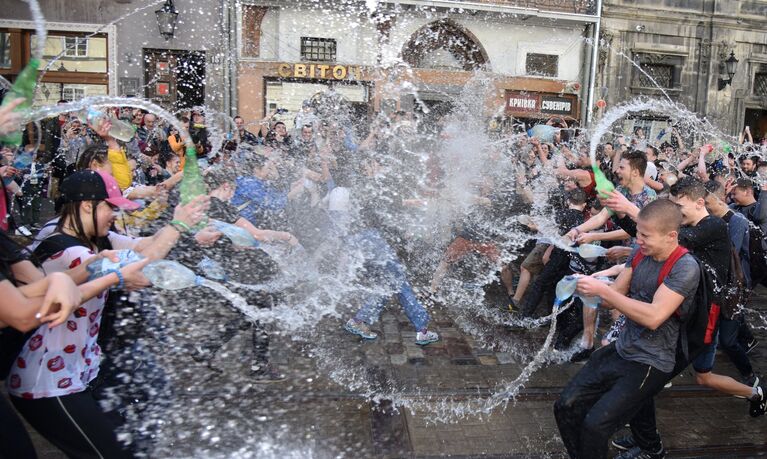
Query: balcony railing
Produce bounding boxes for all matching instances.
[463,0,597,15]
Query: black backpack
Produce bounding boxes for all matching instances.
[740,204,767,275]
[631,246,716,363]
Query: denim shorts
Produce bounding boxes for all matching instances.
[692,328,719,373]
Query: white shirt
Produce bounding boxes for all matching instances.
[8,232,138,399]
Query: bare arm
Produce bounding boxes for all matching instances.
[577,270,686,330]
[235,217,297,245]
[566,208,611,239]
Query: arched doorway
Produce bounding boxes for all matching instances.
[401,19,490,72]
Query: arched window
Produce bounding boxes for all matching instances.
[401,20,489,71]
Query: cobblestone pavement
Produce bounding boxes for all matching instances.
[8,261,767,458]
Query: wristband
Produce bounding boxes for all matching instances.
[170,219,192,233]
[108,269,125,289]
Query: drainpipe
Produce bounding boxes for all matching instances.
[585,0,603,127]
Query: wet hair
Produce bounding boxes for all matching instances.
[638,199,682,234]
[734,178,756,194]
[76,144,108,171]
[55,201,102,251]
[622,150,648,176]
[204,166,237,190]
[704,180,725,200]
[179,116,190,124]
[565,188,587,206]
[669,176,707,202]
[646,145,660,158]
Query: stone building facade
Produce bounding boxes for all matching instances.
[597,0,767,139]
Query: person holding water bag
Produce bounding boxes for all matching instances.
[6,170,207,459]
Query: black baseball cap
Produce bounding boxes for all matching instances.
[58,170,140,210]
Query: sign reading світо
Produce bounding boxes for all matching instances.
[277,63,362,80]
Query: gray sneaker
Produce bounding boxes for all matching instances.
[415,329,439,345]
[344,319,377,340]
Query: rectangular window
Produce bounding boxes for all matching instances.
[300,37,336,62]
[635,63,673,88]
[526,53,558,77]
[61,86,85,101]
[64,37,88,57]
[754,73,767,97]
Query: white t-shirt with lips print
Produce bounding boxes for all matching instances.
[7,232,138,399]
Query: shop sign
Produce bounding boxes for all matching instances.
[505,91,538,113]
[540,96,574,115]
[277,63,362,80]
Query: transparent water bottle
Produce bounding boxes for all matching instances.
[143,260,202,290]
[577,244,608,258]
[86,249,144,281]
[197,257,227,281]
[578,295,601,309]
[529,124,556,142]
[575,277,612,309]
[554,275,578,307]
[106,115,136,142]
[78,108,136,142]
[211,219,258,247]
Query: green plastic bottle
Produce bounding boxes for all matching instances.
[592,164,615,199]
[0,58,40,146]
[179,144,207,205]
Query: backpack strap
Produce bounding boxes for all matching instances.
[32,233,88,264]
[656,246,689,286]
[630,251,644,270]
[629,245,688,287]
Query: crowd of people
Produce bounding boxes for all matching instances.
[0,91,765,459]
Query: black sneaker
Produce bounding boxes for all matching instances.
[749,384,766,418]
[570,346,594,363]
[614,446,666,459]
[744,338,759,354]
[252,363,286,383]
[611,434,637,451]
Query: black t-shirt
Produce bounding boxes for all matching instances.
[0,231,28,283]
[556,208,585,235]
[678,215,730,297]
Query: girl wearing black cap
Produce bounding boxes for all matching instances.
[6,170,207,459]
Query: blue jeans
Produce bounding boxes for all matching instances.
[349,229,429,331]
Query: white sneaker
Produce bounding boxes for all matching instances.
[14,226,32,237]
[415,330,439,345]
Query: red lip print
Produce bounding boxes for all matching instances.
[9,374,20,389]
[28,334,43,351]
[67,320,77,332]
[84,358,92,366]
[88,322,100,338]
[57,378,72,389]
[63,344,76,354]
[74,307,86,318]
[89,310,100,323]
[68,258,82,269]
[81,347,87,358]
[16,357,26,368]
[21,392,33,400]
[50,250,64,260]
[47,356,65,372]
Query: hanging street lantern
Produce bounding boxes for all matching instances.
[156,0,179,41]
